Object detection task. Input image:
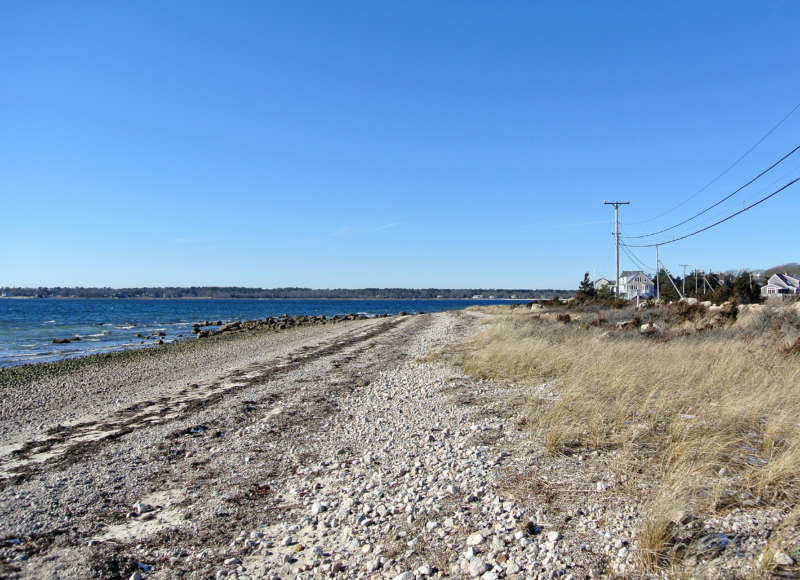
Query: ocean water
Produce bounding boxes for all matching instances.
[0,298,524,368]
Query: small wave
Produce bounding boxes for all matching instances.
[116,325,136,330]
[8,353,54,362]
[86,332,109,338]
[42,320,56,324]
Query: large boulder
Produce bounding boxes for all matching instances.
[720,300,738,318]
[640,322,659,336]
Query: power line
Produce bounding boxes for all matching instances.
[626,100,800,226]
[623,143,800,239]
[620,241,652,272]
[635,156,800,243]
[624,177,800,248]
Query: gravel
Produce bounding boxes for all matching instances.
[0,309,786,578]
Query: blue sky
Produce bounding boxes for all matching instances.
[2,1,799,289]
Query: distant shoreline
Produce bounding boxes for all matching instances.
[0,296,543,301]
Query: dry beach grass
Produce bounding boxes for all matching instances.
[446,301,800,576]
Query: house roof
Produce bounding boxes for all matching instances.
[772,273,800,288]
[619,270,653,282]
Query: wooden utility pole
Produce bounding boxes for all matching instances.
[604,201,630,298]
[655,244,661,300]
[680,264,690,295]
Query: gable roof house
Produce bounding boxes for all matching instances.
[594,277,611,290]
[760,273,800,297]
[617,270,655,300]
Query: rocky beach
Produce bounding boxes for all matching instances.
[0,305,792,579]
[0,309,604,580]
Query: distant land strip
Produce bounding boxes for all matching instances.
[0,287,573,300]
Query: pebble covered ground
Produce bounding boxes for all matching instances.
[0,310,788,579]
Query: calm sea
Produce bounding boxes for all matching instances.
[0,298,524,367]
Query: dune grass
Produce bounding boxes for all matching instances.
[450,305,800,574]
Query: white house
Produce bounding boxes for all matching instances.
[594,277,611,291]
[617,270,655,300]
[760,273,800,297]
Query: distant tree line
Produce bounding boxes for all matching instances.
[653,269,762,304]
[0,287,575,300]
[576,269,766,305]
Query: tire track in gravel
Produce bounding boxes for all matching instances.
[0,317,409,488]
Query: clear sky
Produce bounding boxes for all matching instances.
[3,1,799,289]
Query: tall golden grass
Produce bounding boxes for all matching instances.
[451,306,800,573]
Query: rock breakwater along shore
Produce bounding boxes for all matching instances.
[191,313,385,339]
[1,310,624,580]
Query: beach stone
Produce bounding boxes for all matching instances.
[133,501,151,515]
[546,531,561,542]
[392,572,414,580]
[774,551,794,566]
[468,558,489,577]
[466,532,485,546]
[417,563,434,575]
[640,323,658,335]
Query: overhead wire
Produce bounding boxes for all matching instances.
[619,239,653,272]
[641,154,800,242]
[625,100,800,226]
[623,177,800,248]
[623,143,800,239]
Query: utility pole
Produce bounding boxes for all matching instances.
[695,270,698,295]
[663,265,684,300]
[604,201,630,298]
[655,244,660,300]
[680,264,690,295]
